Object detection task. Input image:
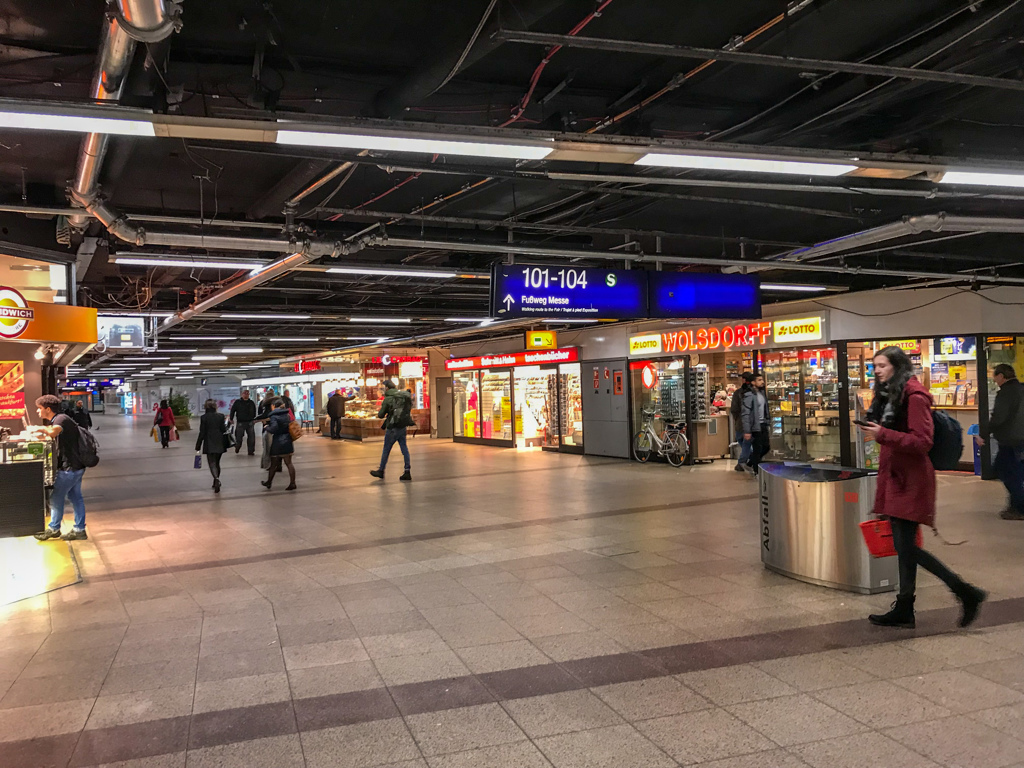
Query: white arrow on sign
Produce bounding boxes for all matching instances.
[503,294,515,311]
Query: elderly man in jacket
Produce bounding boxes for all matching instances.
[978,363,1024,520]
[327,390,354,440]
[370,380,415,481]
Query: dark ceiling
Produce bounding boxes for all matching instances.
[2,0,1024,370]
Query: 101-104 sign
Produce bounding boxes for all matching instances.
[489,265,760,320]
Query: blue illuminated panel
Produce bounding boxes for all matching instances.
[490,265,648,319]
[648,273,761,319]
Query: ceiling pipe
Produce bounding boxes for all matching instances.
[67,0,180,229]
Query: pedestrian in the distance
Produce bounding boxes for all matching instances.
[195,399,228,493]
[977,363,1024,520]
[154,399,175,448]
[370,379,414,481]
[742,373,770,474]
[860,345,986,629]
[732,372,755,472]
[327,389,354,439]
[262,398,297,490]
[229,389,257,455]
[72,400,92,430]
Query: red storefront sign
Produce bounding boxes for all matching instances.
[661,321,773,354]
[445,347,579,371]
[0,391,25,419]
[294,360,322,373]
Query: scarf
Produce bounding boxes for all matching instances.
[871,372,912,427]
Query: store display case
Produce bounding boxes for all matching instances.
[0,438,52,538]
[762,348,841,463]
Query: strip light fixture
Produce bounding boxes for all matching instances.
[348,317,412,323]
[269,338,320,342]
[938,171,1024,188]
[760,283,829,292]
[636,153,858,176]
[326,266,458,279]
[222,347,264,354]
[169,336,238,341]
[113,256,267,270]
[0,110,156,136]
[444,317,493,323]
[277,129,553,161]
[193,355,228,361]
[219,313,312,320]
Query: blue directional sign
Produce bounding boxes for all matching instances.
[648,272,761,319]
[491,265,648,320]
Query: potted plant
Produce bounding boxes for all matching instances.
[168,390,193,431]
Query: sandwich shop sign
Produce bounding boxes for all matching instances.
[629,315,828,356]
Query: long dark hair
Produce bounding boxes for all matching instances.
[868,346,915,426]
[160,399,168,409]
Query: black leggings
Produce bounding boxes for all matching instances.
[268,454,295,486]
[890,516,964,599]
[207,453,222,481]
[159,425,171,447]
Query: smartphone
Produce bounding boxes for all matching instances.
[853,419,873,427]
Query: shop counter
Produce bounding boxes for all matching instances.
[318,410,431,441]
[693,415,730,460]
[759,462,897,594]
[0,439,52,538]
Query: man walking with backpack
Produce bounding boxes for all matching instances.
[33,394,90,541]
[370,379,414,481]
[978,363,1024,520]
[731,373,755,472]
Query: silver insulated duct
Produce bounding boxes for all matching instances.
[68,0,181,228]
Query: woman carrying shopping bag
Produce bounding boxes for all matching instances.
[859,346,986,629]
[195,399,229,493]
[154,400,175,448]
[261,398,296,491]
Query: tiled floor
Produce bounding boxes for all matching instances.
[2,414,1024,768]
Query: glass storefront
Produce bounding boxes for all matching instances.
[449,351,583,452]
[762,347,840,462]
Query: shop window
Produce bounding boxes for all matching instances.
[762,348,839,463]
[453,371,479,437]
[514,366,556,448]
[558,363,584,449]
[480,370,513,441]
[630,358,687,444]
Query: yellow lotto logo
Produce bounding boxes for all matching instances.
[525,331,557,350]
[629,334,662,356]
[773,316,822,343]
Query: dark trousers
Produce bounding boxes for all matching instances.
[207,453,222,481]
[748,428,771,473]
[379,426,410,472]
[158,425,171,447]
[234,421,256,454]
[330,416,341,439]
[890,516,965,599]
[993,444,1024,512]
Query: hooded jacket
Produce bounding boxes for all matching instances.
[378,388,415,430]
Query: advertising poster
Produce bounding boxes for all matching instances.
[0,361,25,419]
[95,315,146,351]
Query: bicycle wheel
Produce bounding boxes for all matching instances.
[633,430,653,462]
[665,432,688,467]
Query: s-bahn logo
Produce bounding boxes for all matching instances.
[0,287,34,339]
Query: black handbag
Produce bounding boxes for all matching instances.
[221,416,235,449]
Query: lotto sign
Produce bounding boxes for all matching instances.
[0,287,34,339]
[628,315,827,356]
[773,316,823,344]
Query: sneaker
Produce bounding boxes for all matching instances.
[734,464,746,472]
[34,528,62,541]
[62,529,88,541]
[400,471,412,482]
[369,469,384,480]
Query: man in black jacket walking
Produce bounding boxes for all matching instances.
[229,390,258,455]
[979,364,1024,520]
[327,390,354,439]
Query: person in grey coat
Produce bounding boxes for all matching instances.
[741,373,771,474]
[195,399,228,493]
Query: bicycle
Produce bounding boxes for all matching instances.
[633,409,689,467]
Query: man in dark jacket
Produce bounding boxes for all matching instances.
[370,380,415,481]
[229,389,257,455]
[71,400,92,430]
[979,364,1024,519]
[327,390,354,439]
[742,374,771,474]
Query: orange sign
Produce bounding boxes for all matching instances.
[0,288,97,344]
[525,330,557,350]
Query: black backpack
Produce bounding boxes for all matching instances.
[730,387,745,419]
[77,425,100,468]
[930,410,963,471]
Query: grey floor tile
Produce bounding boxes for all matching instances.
[680,664,799,706]
[454,640,551,674]
[300,717,422,768]
[894,669,1024,713]
[185,734,305,768]
[362,629,450,660]
[813,680,953,728]
[790,731,941,768]
[727,694,869,746]
[406,703,526,755]
[86,685,195,729]
[753,652,877,692]
[0,698,94,741]
[424,740,552,768]
[637,709,776,764]
[81,752,187,768]
[282,639,369,670]
[970,702,1024,738]
[899,634,1020,668]
[287,660,383,700]
[193,673,291,714]
[101,657,199,696]
[592,677,711,721]
[885,715,1024,768]
[503,690,624,738]
[535,723,677,768]
[699,751,811,768]
[197,648,285,683]
[374,650,471,687]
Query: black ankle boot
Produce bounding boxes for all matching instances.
[955,584,987,628]
[869,596,915,628]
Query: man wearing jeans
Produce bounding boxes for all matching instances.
[229,389,257,455]
[369,380,414,481]
[978,364,1024,520]
[33,394,89,541]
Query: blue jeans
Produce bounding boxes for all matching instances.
[50,468,86,531]
[994,445,1024,512]
[380,427,410,472]
[736,430,752,467]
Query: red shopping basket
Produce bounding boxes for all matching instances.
[859,519,924,558]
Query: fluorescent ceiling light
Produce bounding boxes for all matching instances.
[222,347,263,354]
[340,336,390,341]
[326,266,458,279]
[348,317,412,323]
[219,313,312,320]
[542,319,597,324]
[269,337,320,342]
[113,256,267,270]
[0,110,155,137]
[193,355,228,361]
[169,336,237,341]
[124,356,169,361]
[636,153,857,177]
[939,171,1024,187]
[171,362,202,366]
[760,283,829,292]
[162,348,198,353]
[444,317,490,323]
[174,376,196,380]
[277,129,552,161]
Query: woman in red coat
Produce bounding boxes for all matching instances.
[154,399,176,449]
[860,346,985,629]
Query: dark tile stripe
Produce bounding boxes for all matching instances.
[13,596,1023,766]
[103,493,758,581]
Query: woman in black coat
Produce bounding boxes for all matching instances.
[261,398,296,491]
[195,399,228,493]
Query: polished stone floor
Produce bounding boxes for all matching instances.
[2,414,1023,768]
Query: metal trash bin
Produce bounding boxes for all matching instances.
[759,462,897,594]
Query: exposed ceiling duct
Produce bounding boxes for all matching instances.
[67,0,182,229]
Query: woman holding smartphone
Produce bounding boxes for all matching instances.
[859,345,985,629]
